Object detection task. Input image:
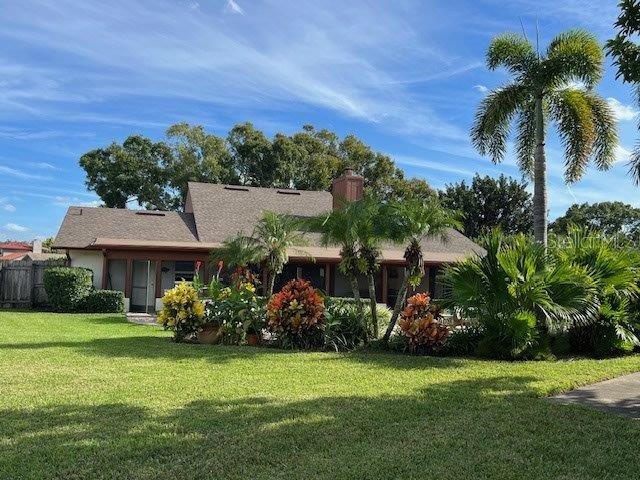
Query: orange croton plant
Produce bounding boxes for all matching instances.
[398,293,450,353]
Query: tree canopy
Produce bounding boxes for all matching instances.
[550,201,640,243]
[439,174,532,239]
[79,123,435,210]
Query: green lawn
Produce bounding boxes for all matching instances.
[1,311,640,479]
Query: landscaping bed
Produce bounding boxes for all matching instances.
[1,310,640,479]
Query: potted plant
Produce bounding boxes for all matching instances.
[243,312,266,346]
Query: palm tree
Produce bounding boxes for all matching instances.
[303,203,364,314]
[472,30,618,247]
[210,234,265,284]
[253,211,307,297]
[442,230,597,358]
[381,198,459,345]
[350,197,390,338]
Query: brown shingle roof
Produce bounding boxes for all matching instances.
[187,182,333,243]
[53,182,484,262]
[53,207,198,249]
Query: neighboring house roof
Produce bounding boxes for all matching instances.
[0,241,31,251]
[23,252,67,262]
[0,252,26,262]
[53,182,485,262]
[53,207,198,249]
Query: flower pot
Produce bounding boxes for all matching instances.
[246,332,260,346]
[197,325,221,345]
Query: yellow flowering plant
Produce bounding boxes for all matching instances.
[157,282,206,342]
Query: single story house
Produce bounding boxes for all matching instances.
[0,241,32,261]
[0,240,65,263]
[53,170,484,312]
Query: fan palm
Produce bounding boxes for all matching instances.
[253,211,308,297]
[381,198,459,345]
[442,230,597,357]
[472,29,618,247]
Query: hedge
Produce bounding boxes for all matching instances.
[80,290,125,313]
[43,267,93,312]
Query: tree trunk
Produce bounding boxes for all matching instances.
[349,274,363,311]
[382,272,409,345]
[266,272,276,297]
[533,96,548,247]
[367,274,378,339]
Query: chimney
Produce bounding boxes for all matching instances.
[32,239,42,254]
[331,168,364,210]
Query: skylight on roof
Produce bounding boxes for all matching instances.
[136,211,166,216]
[276,190,301,195]
[224,186,250,192]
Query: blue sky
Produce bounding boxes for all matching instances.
[1,0,639,241]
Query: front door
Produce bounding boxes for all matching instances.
[131,260,156,313]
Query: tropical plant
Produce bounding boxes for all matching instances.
[210,233,265,284]
[157,282,206,342]
[266,279,325,349]
[253,211,308,297]
[302,202,364,315]
[204,278,264,345]
[381,197,458,345]
[324,298,370,351]
[397,293,450,354]
[472,29,618,246]
[442,230,597,358]
[553,228,640,356]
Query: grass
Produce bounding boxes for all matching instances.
[1,311,640,479]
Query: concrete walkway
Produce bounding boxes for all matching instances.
[551,372,640,419]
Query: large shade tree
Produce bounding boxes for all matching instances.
[472,30,618,246]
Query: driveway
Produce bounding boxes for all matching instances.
[551,372,640,419]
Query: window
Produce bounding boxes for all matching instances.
[174,261,195,282]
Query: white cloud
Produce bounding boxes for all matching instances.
[607,97,639,122]
[0,165,52,180]
[225,0,244,15]
[473,84,488,93]
[2,203,16,212]
[615,144,633,164]
[0,0,468,143]
[5,223,28,232]
[33,162,57,170]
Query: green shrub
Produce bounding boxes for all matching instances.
[441,325,484,356]
[43,267,93,312]
[80,290,124,313]
[324,299,369,351]
[475,311,537,359]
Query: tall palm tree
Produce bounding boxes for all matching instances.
[350,197,391,338]
[472,29,618,247]
[303,202,364,314]
[253,211,307,297]
[381,198,459,345]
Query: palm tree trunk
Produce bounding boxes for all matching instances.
[367,274,378,339]
[533,96,548,247]
[349,275,363,312]
[266,272,276,297]
[382,272,409,345]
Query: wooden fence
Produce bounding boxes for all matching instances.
[0,259,68,308]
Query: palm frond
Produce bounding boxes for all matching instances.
[211,234,266,270]
[486,33,537,74]
[545,29,604,88]
[548,88,596,183]
[471,83,528,163]
[581,91,618,170]
[515,101,537,178]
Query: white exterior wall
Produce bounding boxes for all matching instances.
[68,249,103,289]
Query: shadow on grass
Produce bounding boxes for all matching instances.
[1,376,639,480]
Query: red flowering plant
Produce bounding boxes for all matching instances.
[398,293,450,354]
[267,279,325,349]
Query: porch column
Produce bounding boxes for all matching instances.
[324,263,331,294]
[155,260,163,298]
[125,258,133,299]
[101,251,108,290]
[381,264,388,305]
